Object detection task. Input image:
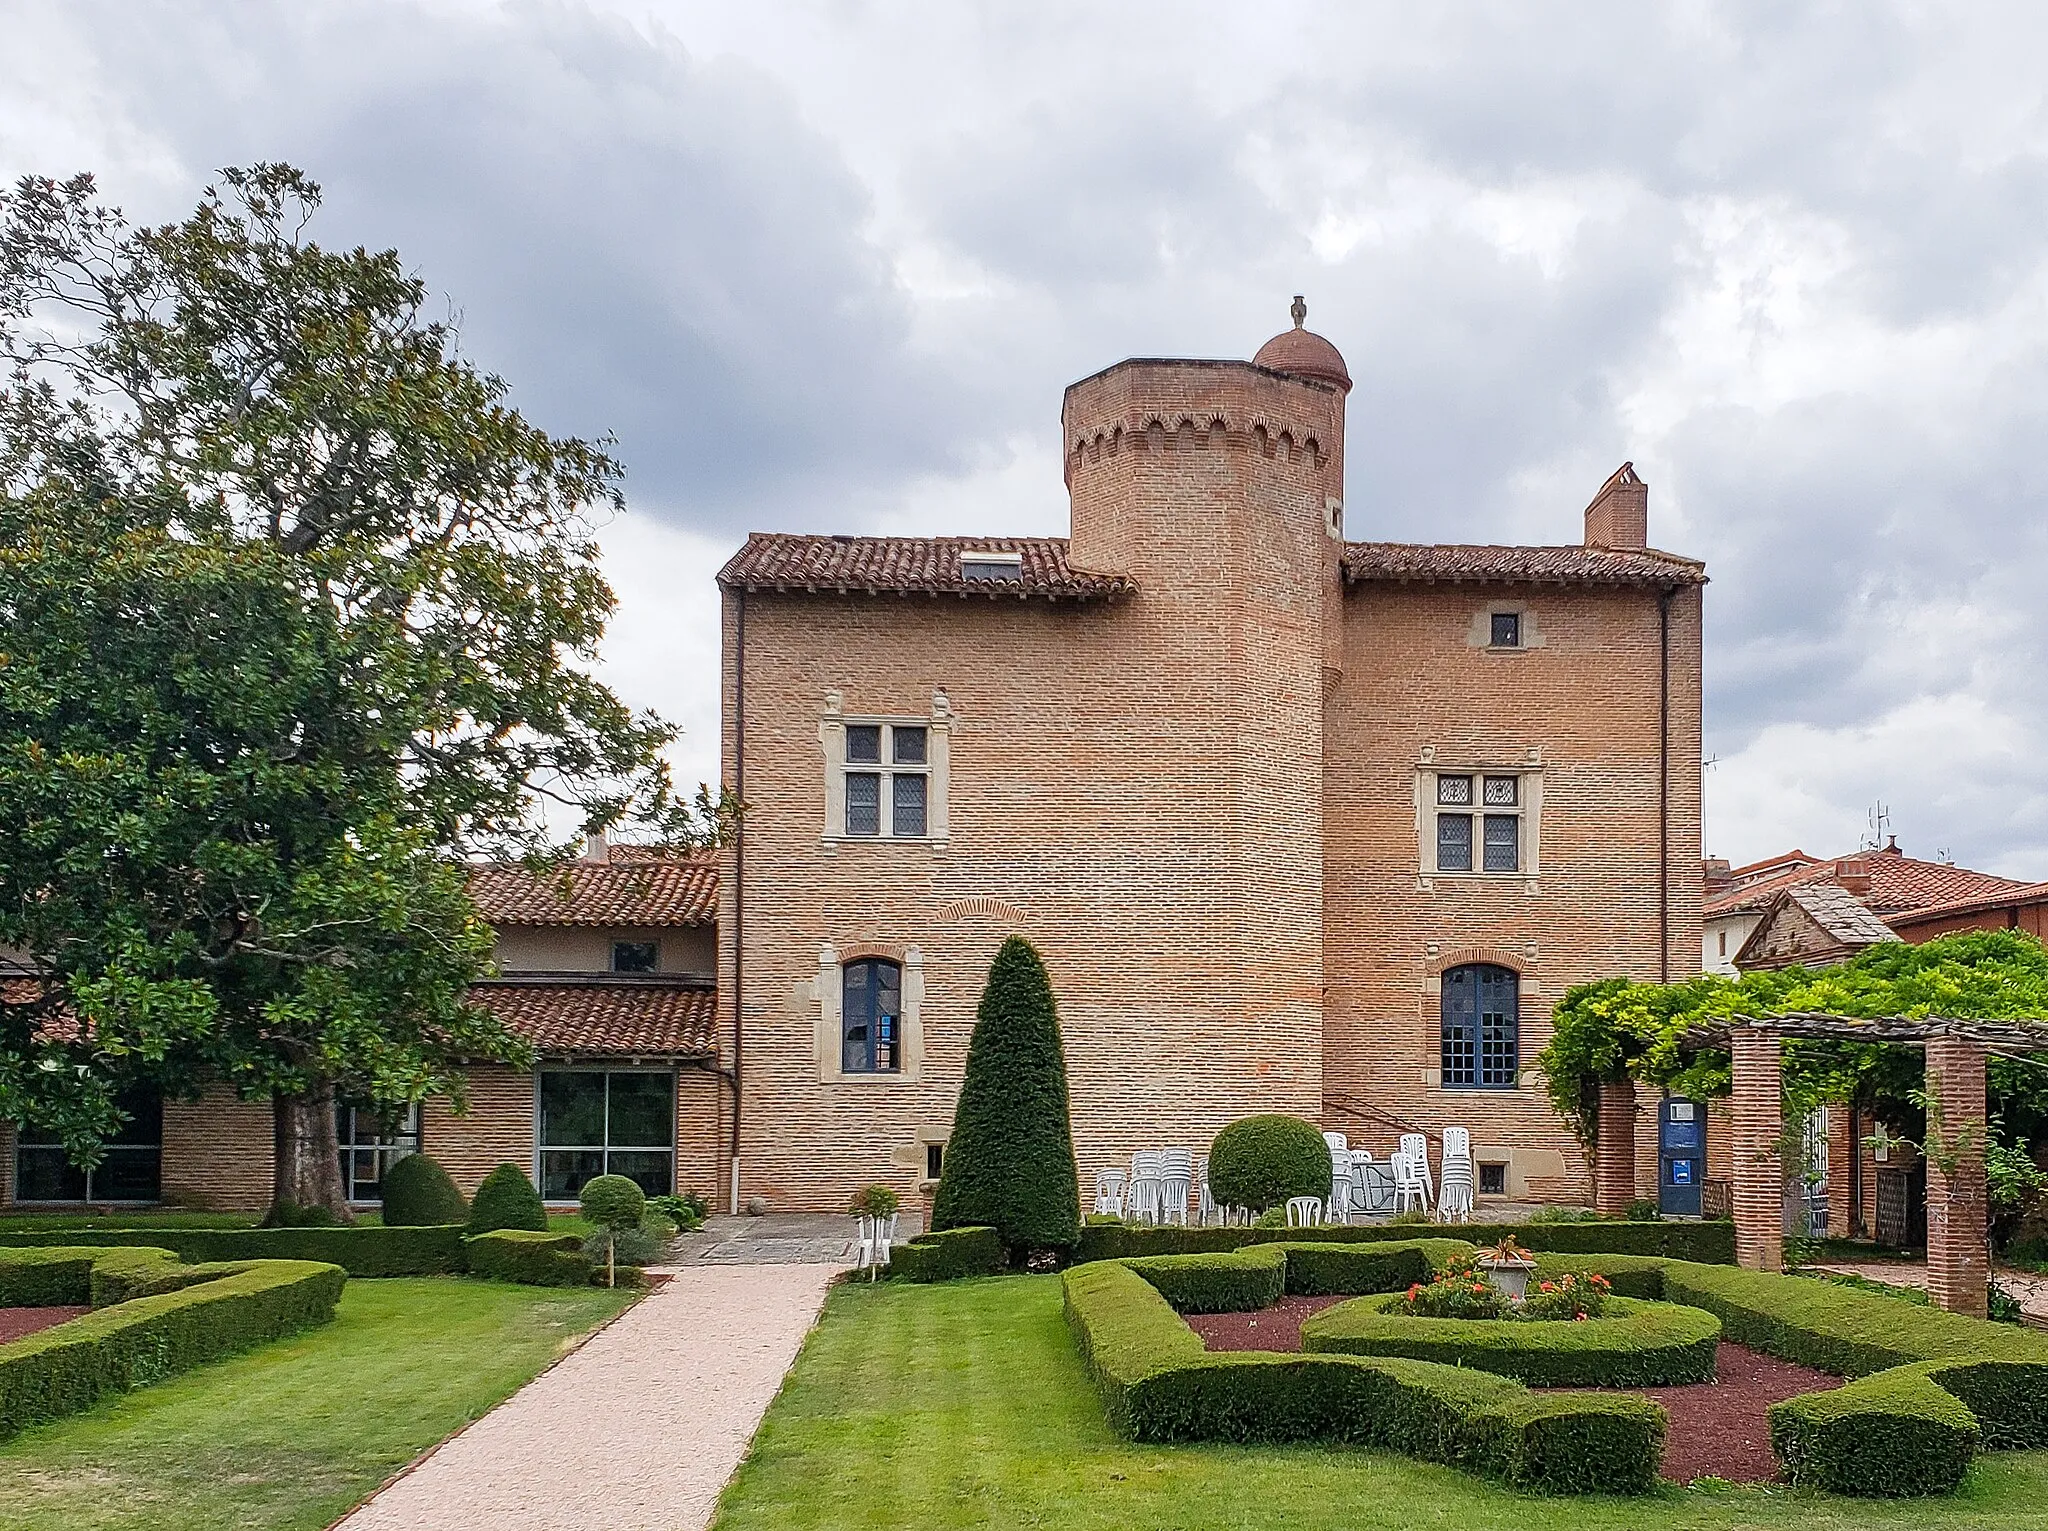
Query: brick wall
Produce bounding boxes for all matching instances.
[1730,1033,1783,1271]
[1924,1038,1988,1316]
[423,1066,536,1197]
[1594,1080,1637,1213]
[162,1086,274,1211]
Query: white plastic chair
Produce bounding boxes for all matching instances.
[1322,1130,1349,1157]
[1391,1150,1430,1214]
[1157,1148,1194,1226]
[1436,1160,1474,1222]
[855,1212,899,1274]
[1326,1143,1354,1223]
[1195,1158,1216,1226]
[1399,1133,1435,1206]
[1093,1168,1127,1218]
[1129,1150,1162,1225]
[1286,1196,1323,1228]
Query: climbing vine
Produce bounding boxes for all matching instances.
[1538,930,2048,1147]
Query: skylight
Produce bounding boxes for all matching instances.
[959,550,1025,582]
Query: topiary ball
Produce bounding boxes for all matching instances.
[380,1153,467,1227]
[579,1173,646,1232]
[1208,1114,1332,1214]
[468,1161,550,1234]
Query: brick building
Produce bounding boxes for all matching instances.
[712,309,1706,1215]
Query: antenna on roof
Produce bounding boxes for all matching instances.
[1861,801,1891,853]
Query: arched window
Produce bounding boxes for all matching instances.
[842,959,902,1074]
[1441,964,1518,1089]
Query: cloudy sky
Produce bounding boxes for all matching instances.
[7,1,2048,874]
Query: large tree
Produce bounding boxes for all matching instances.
[0,166,698,1215]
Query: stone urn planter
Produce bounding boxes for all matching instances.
[1474,1236,1538,1304]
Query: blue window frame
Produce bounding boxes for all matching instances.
[1441,963,1518,1089]
[842,958,902,1073]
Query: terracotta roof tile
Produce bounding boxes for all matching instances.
[1705,851,2028,919]
[468,851,717,928]
[1342,542,1706,587]
[1888,879,2048,929]
[717,535,1136,600]
[470,980,715,1058]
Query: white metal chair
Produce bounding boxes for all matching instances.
[1286,1195,1324,1228]
[1093,1168,1127,1218]
[1129,1150,1162,1225]
[1399,1132,1435,1206]
[1157,1148,1194,1226]
[855,1212,899,1274]
[1391,1150,1430,1214]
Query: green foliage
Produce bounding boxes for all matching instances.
[1623,1197,1661,1221]
[0,1250,346,1440]
[1769,1367,1981,1495]
[1206,1115,1331,1214]
[577,1175,645,1233]
[1071,1216,1733,1265]
[262,1202,342,1229]
[1122,1241,1466,1314]
[0,1224,464,1277]
[466,1163,549,1235]
[886,1227,1005,1283]
[648,1192,707,1234]
[1306,1294,1721,1387]
[580,1218,665,1267]
[461,1229,591,1287]
[930,937,1081,1252]
[1060,1259,1667,1494]
[849,1184,900,1219]
[378,1154,465,1228]
[1539,931,2048,1146]
[1399,1254,1510,1320]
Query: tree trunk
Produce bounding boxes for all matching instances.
[273,1083,354,1223]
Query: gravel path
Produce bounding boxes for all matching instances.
[336,1264,840,1531]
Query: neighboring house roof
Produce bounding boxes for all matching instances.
[1732,882,1905,971]
[716,535,1137,600]
[470,978,716,1059]
[1341,543,1707,588]
[467,851,718,928]
[1704,848,2027,920]
[1784,882,1903,948]
[1889,879,2048,932]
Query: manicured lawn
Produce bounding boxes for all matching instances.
[0,1210,260,1231]
[715,1274,2048,1531]
[0,1276,634,1530]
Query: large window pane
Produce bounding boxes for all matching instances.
[1436,813,1472,872]
[92,1147,161,1202]
[15,1145,86,1202]
[607,1073,674,1148]
[892,773,928,837]
[540,1072,606,1146]
[1483,814,1520,872]
[605,1150,674,1197]
[540,1148,605,1201]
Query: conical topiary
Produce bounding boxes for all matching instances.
[467,1161,549,1233]
[930,936,1081,1255]
[380,1152,466,1226]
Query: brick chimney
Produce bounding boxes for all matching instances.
[582,829,610,863]
[1583,462,1648,549]
[1834,855,1874,896]
[1704,858,1732,896]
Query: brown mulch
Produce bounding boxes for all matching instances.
[0,1306,88,1344]
[1185,1299,1838,1484]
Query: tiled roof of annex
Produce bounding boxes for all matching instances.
[1783,882,1903,948]
[1341,542,1707,587]
[717,535,1136,600]
[469,979,716,1059]
[467,848,717,928]
[1705,848,2030,920]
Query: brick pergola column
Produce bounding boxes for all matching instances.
[1924,1038,1989,1318]
[1730,1030,1784,1272]
[1594,1079,1637,1215]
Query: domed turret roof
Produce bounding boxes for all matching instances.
[1253,296,1351,393]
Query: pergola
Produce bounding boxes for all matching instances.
[1691,1014,2048,1316]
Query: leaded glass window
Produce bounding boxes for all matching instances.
[1441,964,1519,1090]
[843,959,902,1074]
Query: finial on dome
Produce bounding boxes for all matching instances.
[1253,299,1351,393]
[1290,294,1307,329]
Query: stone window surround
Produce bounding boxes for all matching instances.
[1420,945,1543,1094]
[1466,600,1546,651]
[814,941,926,1084]
[819,689,952,850]
[1414,747,1543,887]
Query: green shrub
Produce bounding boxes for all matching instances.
[1769,1367,1981,1496]
[1624,1198,1662,1222]
[463,1230,590,1286]
[1277,1240,1466,1298]
[578,1175,646,1232]
[1303,1294,1721,1388]
[468,1163,549,1234]
[1071,1217,1733,1265]
[1121,1241,1465,1315]
[850,1185,900,1219]
[581,1218,666,1267]
[887,1226,1005,1283]
[0,1225,463,1278]
[930,937,1082,1253]
[648,1192,707,1234]
[379,1153,466,1227]
[1207,1115,1331,1215]
[1061,1257,1665,1494]
[1126,1247,1288,1314]
[1528,1252,1670,1300]
[262,1200,341,1228]
[0,1251,346,1439]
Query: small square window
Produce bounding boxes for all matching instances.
[892,726,927,765]
[845,725,882,764]
[1437,775,1473,806]
[845,772,881,836]
[1483,775,1517,806]
[611,941,658,973]
[1478,1162,1507,1196]
[1437,813,1473,872]
[1490,612,1521,648]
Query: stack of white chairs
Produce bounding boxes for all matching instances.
[855,1211,899,1277]
[1323,1131,1353,1223]
[1157,1148,1194,1226]
[1285,1195,1324,1228]
[1195,1157,1216,1225]
[1398,1132,1435,1207]
[1349,1147,1391,1217]
[1129,1149,1163,1224]
[1093,1168,1127,1218]
[1436,1127,1474,1221]
[1390,1148,1430,1214]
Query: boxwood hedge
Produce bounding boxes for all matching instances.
[1063,1246,1666,1494]
[886,1226,1005,1283]
[0,1246,346,1439]
[1300,1293,1722,1387]
[1122,1239,1469,1314]
[1073,1217,1732,1266]
[1769,1365,1981,1496]
[0,1224,465,1277]
[463,1230,592,1287]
